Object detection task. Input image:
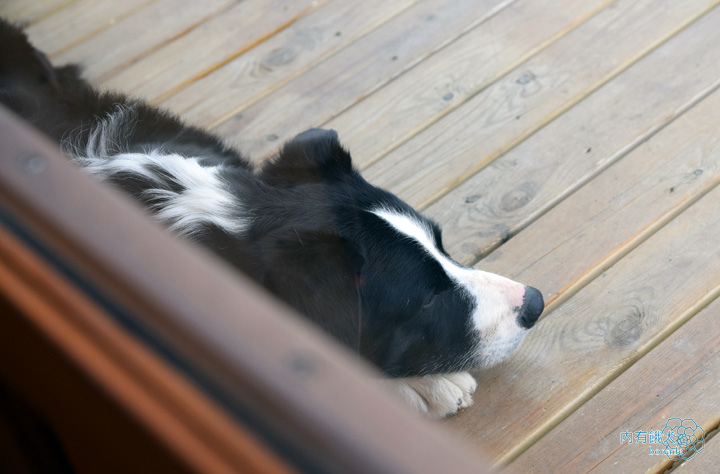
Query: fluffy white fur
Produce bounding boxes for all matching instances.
[68,108,248,237]
[77,151,247,236]
[386,372,478,419]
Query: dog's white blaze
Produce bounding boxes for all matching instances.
[372,207,527,365]
[75,151,247,236]
[371,209,457,277]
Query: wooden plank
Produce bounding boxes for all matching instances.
[677,423,720,473]
[427,4,720,266]
[24,0,155,57]
[472,82,720,313]
[441,90,720,463]
[506,298,720,473]
[100,0,323,103]
[212,0,516,159]
[362,0,719,209]
[325,0,611,169]
[161,0,419,127]
[0,219,291,474]
[0,0,74,25]
[53,0,234,82]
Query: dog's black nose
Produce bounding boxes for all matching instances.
[518,286,544,329]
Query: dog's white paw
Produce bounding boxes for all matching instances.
[386,371,478,419]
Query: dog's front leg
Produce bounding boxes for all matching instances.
[385,371,478,419]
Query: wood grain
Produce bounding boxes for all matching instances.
[675,421,720,473]
[427,5,720,265]
[443,180,720,464]
[472,83,720,312]
[54,0,234,82]
[24,0,155,57]
[0,299,196,474]
[0,0,74,24]
[362,0,719,209]
[507,297,720,473]
[0,215,292,474]
[161,0,419,128]
[9,1,720,469]
[212,0,515,160]
[100,0,322,103]
[325,0,610,169]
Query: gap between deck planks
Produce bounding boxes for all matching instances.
[326,0,612,170]
[99,0,325,103]
[360,0,720,210]
[210,0,517,159]
[52,0,236,82]
[675,423,720,473]
[160,0,420,127]
[440,83,720,464]
[5,0,720,471]
[506,297,720,473]
[0,0,74,25]
[25,0,156,57]
[429,2,720,267]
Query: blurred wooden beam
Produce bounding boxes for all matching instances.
[0,105,491,473]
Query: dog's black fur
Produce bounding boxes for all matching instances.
[0,19,541,379]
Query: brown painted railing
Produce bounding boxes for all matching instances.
[0,105,491,473]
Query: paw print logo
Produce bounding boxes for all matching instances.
[661,418,705,461]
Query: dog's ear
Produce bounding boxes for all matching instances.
[260,128,354,186]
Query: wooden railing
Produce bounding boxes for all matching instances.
[0,105,491,473]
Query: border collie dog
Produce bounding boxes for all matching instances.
[0,19,543,418]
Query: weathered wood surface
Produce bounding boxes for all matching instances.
[326,0,611,169]
[676,420,720,473]
[1,0,73,24]
[429,4,720,265]
[100,0,323,102]
[26,0,154,57]
[3,0,720,470]
[442,84,720,464]
[212,0,517,159]
[161,0,420,127]
[508,297,720,473]
[362,0,719,209]
[54,0,235,82]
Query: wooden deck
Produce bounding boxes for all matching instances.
[3,0,720,471]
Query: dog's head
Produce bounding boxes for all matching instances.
[258,129,543,377]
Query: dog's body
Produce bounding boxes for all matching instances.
[0,20,543,418]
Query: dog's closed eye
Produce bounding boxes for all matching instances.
[422,293,438,309]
